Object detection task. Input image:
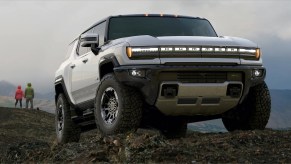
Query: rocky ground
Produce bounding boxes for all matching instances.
[0,107,290,163]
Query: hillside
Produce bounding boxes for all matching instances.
[0,107,291,163]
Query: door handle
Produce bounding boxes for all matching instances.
[82,58,88,63]
[70,64,76,69]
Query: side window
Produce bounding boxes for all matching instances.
[77,21,106,56]
[93,21,106,46]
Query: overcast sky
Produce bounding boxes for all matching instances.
[0,0,290,93]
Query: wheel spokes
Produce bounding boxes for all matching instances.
[100,87,119,125]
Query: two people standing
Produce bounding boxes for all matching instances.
[14,83,34,109]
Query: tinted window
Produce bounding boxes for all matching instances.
[77,21,106,56]
[108,17,217,40]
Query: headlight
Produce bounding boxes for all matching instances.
[239,48,261,60]
[126,46,261,60]
[126,47,159,59]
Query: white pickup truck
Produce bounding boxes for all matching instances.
[54,14,271,143]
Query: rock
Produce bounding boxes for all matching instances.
[1,107,291,163]
[113,139,120,147]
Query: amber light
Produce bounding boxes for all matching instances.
[126,47,132,58]
[255,48,261,59]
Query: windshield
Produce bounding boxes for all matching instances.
[108,16,217,40]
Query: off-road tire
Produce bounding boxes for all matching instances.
[222,82,271,131]
[55,93,81,143]
[94,73,142,135]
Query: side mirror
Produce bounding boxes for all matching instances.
[80,33,99,47]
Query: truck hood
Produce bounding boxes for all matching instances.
[118,35,257,48]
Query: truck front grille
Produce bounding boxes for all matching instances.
[177,72,227,83]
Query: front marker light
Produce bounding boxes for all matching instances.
[255,48,261,59]
[126,47,132,58]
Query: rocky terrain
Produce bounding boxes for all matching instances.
[0,107,291,163]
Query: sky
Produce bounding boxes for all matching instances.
[0,0,290,93]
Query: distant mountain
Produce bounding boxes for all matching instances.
[35,91,54,100]
[0,80,54,100]
[0,80,16,97]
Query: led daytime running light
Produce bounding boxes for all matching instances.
[201,47,213,52]
[227,48,238,52]
[239,48,256,53]
[215,48,226,52]
[132,47,159,52]
[127,46,261,60]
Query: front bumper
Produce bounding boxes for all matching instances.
[114,65,265,116]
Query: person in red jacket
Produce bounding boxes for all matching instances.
[15,85,23,108]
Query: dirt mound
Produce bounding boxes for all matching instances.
[0,107,290,163]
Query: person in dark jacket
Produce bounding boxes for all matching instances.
[25,83,34,109]
[15,85,23,108]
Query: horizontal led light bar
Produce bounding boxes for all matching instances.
[188,47,200,51]
[238,48,256,53]
[131,47,159,52]
[175,47,187,51]
[215,48,226,52]
[161,47,202,52]
[201,47,213,52]
[126,47,159,59]
[126,46,261,60]
[161,47,173,51]
[227,48,238,52]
